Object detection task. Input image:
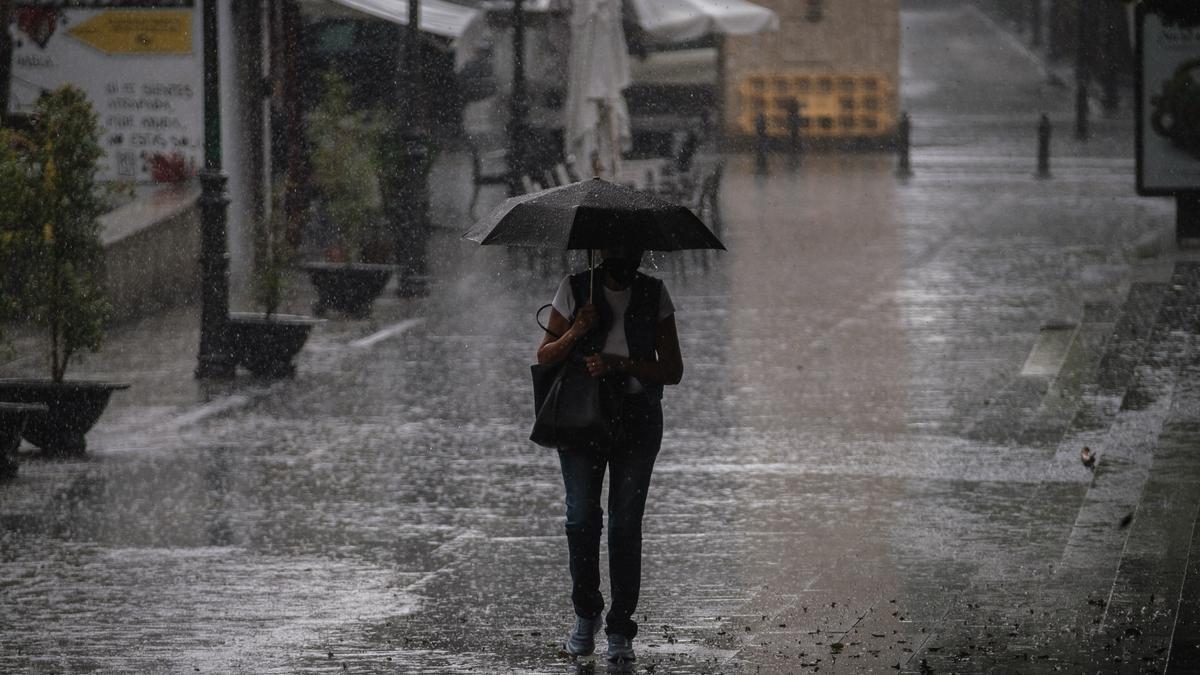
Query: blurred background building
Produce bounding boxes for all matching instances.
[722,0,902,147]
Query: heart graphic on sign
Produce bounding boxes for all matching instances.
[14,8,60,49]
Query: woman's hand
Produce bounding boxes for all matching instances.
[569,303,598,337]
[585,353,625,378]
[536,304,597,365]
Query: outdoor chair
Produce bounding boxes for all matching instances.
[554,164,572,186]
[469,141,509,218]
[521,175,543,193]
[700,161,724,236]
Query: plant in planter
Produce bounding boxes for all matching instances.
[225,178,320,378]
[301,71,394,318]
[0,86,128,456]
[0,402,46,478]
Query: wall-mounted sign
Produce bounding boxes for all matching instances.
[1137,4,1200,196]
[68,10,192,55]
[7,3,201,183]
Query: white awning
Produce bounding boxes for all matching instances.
[304,0,479,39]
[629,0,779,42]
[467,0,777,43]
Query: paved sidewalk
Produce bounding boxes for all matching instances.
[2,4,1199,675]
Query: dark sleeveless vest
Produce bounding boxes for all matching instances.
[567,270,664,403]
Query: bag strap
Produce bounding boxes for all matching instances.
[536,303,563,340]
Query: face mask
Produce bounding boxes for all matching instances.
[599,259,639,286]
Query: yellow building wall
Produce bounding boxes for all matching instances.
[723,0,902,141]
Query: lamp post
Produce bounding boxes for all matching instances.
[1,0,12,127]
[507,0,529,195]
[196,0,235,378]
[1100,3,1120,114]
[1074,0,1091,141]
[1030,0,1042,48]
[383,0,430,296]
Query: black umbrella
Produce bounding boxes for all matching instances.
[462,178,726,252]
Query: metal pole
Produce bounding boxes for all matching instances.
[196,0,235,379]
[0,0,12,127]
[1179,195,1200,243]
[1031,0,1042,48]
[391,0,430,296]
[281,0,306,247]
[406,0,420,123]
[715,34,727,152]
[508,0,529,195]
[1074,0,1090,141]
[786,99,802,164]
[754,112,768,174]
[1036,113,1051,178]
[1100,4,1120,115]
[896,111,912,177]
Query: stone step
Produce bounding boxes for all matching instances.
[1050,282,1171,465]
[1084,344,1200,672]
[1016,301,1121,449]
[1043,263,1200,670]
[962,283,1165,451]
[1169,483,1200,670]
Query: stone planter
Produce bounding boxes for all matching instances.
[0,380,129,456]
[0,403,48,478]
[226,313,320,378]
[300,262,394,318]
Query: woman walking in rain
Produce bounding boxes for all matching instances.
[536,247,683,664]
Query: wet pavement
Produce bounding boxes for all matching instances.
[3,5,1200,674]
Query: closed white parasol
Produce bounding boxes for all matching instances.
[565,0,632,180]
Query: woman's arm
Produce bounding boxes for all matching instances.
[536,304,597,364]
[584,315,683,385]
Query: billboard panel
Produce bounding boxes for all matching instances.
[1137,6,1200,196]
[7,3,202,183]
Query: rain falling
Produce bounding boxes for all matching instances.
[2,0,1199,673]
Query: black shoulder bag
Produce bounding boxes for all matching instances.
[530,304,614,450]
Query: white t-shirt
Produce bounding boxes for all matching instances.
[551,275,675,359]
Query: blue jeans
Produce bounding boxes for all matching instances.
[557,396,663,640]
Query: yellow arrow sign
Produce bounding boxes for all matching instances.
[68,11,192,55]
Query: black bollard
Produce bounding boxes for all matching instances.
[1075,83,1090,141]
[786,100,802,162]
[1179,194,1200,243]
[1030,0,1042,47]
[755,112,769,173]
[896,112,912,177]
[1037,114,1052,179]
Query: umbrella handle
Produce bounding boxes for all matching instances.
[588,249,595,304]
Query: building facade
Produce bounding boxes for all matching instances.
[722,0,902,145]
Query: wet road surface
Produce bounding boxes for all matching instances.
[3,5,1199,674]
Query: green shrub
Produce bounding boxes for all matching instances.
[306,71,384,263]
[1,85,110,382]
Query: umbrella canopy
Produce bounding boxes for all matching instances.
[464,178,725,251]
[564,0,631,178]
[629,0,779,43]
[300,0,479,39]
